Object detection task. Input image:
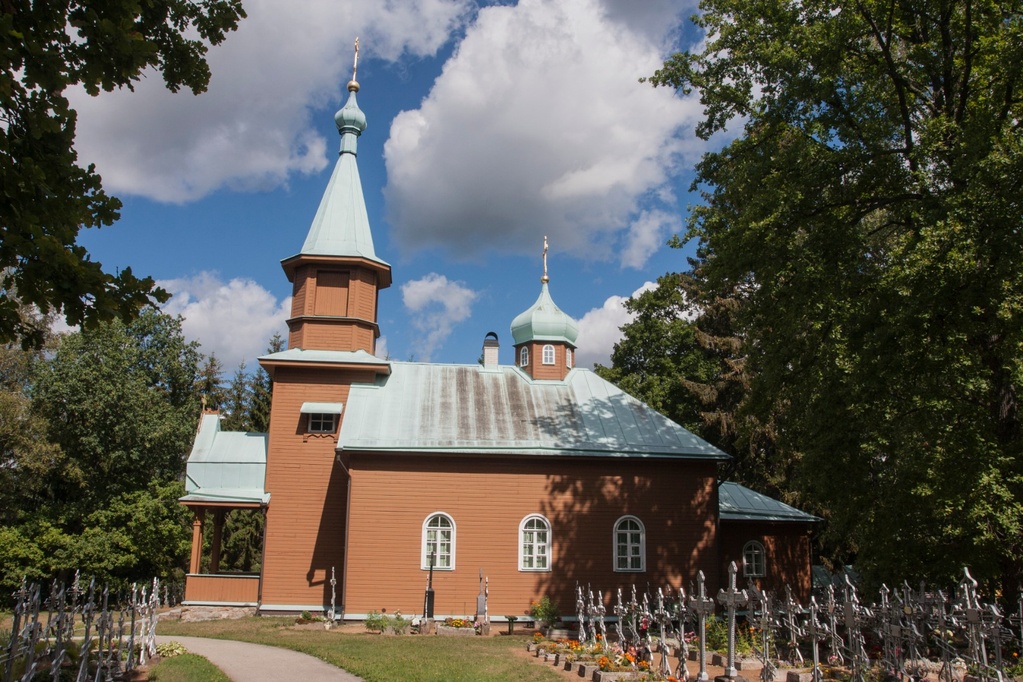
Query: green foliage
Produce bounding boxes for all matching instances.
[529,596,560,627]
[31,309,201,511]
[595,273,717,435]
[0,310,199,598]
[649,0,1023,593]
[364,610,389,633]
[0,0,246,349]
[149,652,231,682]
[389,611,410,635]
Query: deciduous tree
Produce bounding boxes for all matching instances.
[0,0,245,348]
[649,0,1023,593]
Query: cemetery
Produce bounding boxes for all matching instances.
[4,563,1023,682]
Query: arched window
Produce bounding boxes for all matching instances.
[519,346,529,367]
[566,348,573,368]
[542,344,555,365]
[613,516,645,572]
[422,513,455,570]
[743,541,766,578]
[519,515,552,571]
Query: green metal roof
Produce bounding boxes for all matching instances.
[339,362,729,459]
[718,482,821,523]
[259,348,391,370]
[510,282,580,346]
[181,413,269,505]
[284,85,389,268]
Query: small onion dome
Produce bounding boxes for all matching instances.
[335,87,367,134]
[510,283,579,346]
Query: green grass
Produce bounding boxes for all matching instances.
[148,653,232,682]
[158,617,564,682]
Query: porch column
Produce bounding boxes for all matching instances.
[189,508,205,574]
[210,508,226,573]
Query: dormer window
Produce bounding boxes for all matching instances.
[519,346,529,367]
[300,402,343,434]
[542,344,555,365]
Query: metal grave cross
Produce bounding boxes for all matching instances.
[717,562,749,678]
[689,571,716,682]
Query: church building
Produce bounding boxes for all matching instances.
[179,69,818,620]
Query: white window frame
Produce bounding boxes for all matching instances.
[566,348,573,368]
[542,344,555,365]
[519,346,529,367]
[743,540,766,578]
[422,513,455,570]
[613,515,645,572]
[307,413,338,433]
[519,514,552,572]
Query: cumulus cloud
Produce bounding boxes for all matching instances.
[401,273,478,361]
[159,273,291,369]
[574,281,656,368]
[384,0,704,268]
[69,0,473,202]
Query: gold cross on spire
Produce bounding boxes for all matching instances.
[542,235,549,283]
[352,37,360,82]
[348,37,361,92]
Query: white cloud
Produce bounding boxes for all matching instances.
[574,281,656,368]
[158,272,291,369]
[621,210,678,269]
[384,0,704,268]
[68,0,472,203]
[401,273,478,361]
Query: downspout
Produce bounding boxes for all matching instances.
[336,448,352,621]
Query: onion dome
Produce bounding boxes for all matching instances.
[510,282,580,346]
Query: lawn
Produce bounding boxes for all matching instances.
[148,653,232,682]
[157,617,564,682]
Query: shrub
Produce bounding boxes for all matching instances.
[529,596,559,627]
[389,611,410,635]
[365,610,389,633]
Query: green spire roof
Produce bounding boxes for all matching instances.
[291,80,389,268]
[511,282,580,346]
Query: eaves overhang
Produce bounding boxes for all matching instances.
[280,253,392,289]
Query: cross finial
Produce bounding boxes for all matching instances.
[348,37,361,92]
[541,235,549,283]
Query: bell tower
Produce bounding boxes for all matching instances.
[281,42,391,354]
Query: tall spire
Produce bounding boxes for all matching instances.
[289,38,388,268]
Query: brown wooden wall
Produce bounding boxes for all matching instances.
[286,264,379,353]
[514,341,573,381]
[260,367,377,609]
[185,574,260,604]
[343,454,720,618]
[718,521,813,602]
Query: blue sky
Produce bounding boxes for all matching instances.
[68,0,716,373]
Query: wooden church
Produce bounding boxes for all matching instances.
[179,68,819,621]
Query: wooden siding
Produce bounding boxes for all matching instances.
[350,270,378,321]
[344,455,719,618]
[514,342,571,381]
[314,271,350,316]
[184,574,259,604]
[259,368,377,609]
[718,521,813,602]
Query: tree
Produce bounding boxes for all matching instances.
[31,308,202,514]
[198,353,226,411]
[0,0,246,348]
[650,0,1023,594]
[596,273,715,435]
[249,333,284,433]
